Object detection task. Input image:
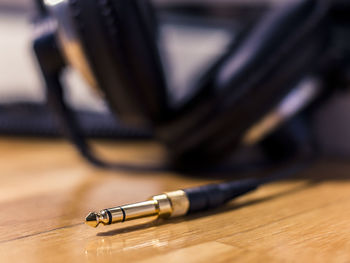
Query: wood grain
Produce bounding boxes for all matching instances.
[0,138,350,262]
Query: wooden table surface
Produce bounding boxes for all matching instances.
[0,138,350,263]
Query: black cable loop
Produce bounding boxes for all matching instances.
[28,0,327,175]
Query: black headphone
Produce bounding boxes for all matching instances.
[32,0,349,170]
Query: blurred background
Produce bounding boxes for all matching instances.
[1,0,350,156]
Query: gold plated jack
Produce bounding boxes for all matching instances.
[85,190,190,228]
[85,164,305,229]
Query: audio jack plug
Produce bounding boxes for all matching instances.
[85,178,267,228]
[85,162,307,228]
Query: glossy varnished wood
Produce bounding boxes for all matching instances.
[0,138,350,262]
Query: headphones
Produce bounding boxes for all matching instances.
[32,0,349,170]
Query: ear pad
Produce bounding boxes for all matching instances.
[157,0,330,167]
[68,0,168,125]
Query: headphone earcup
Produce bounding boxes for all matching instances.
[68,0,168,125]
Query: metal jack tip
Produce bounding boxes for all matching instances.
[85,190,190,228]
